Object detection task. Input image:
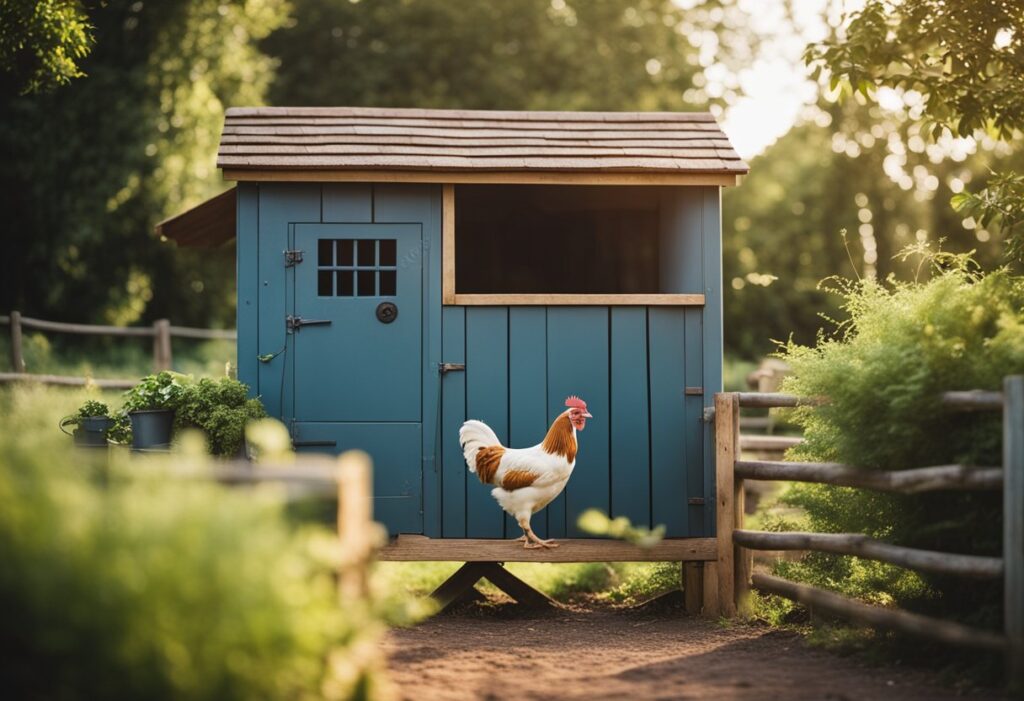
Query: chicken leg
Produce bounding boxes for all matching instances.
[517,516,558,549]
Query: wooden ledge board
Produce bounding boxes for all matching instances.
[377,535,717,562]
[449,293,704,306]
[222,169,740,187]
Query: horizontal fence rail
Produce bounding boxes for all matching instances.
[716,377,1023,690]
[753,573,1007,652]
[733,529,1003,579]
[1,310,237,385]
[735,460,1003,493]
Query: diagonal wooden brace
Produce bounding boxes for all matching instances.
[429,562,555,611]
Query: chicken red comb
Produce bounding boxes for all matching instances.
[565,395,588,409]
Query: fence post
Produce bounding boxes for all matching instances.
[336,450,373,601]
[715,392,739,617]
[9,311,24,373]
[152,319,172,371]
[1004,375,1023,692]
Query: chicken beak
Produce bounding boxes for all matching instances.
[583,411,593,418]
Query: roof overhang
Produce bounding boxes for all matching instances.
[221,169,741,186]
[155,187,236,249]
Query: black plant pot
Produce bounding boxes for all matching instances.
[78,416,114,447]
[129,409,175,451]
[61,415,113,448]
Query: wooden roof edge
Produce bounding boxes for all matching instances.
[225,106,719,123]
[220,168,745,187]
[155,187,237,248]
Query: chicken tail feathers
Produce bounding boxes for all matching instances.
[459,420,503,483]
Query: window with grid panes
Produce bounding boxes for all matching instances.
[316,239,398,297]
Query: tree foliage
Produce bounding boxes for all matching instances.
[0,0,288,328]
[805,0,1024,267]
[806,0,1024,139]
[264,0,750,111]
[0,0,94,94]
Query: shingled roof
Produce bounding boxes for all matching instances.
[217,107,747,178]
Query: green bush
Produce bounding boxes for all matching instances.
[0,394,386,700]
[777,261,1024,632]
[175,377,267,456]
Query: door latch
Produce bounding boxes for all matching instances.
[286,315,332,332]
[439,362,466,375]
[284,249,304,267]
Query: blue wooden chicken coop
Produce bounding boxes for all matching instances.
[159,107,747,562]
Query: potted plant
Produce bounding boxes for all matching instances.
[174,377,267,457]
[118,372,186,451]
[59,400,115,448]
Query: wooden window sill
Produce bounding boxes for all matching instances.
[446,293,705,306]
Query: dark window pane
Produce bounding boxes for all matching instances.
[357,239,375,266]
[337,239,354,266]
[318,239,333,266]
[357,270,376,296]
[317,270,333,296]
[336,271,354,296]
[379,270,396,296]
[379,239,397,266]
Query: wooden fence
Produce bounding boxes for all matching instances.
[193,451,376,599]
[714,377,1023,689]
[0,311,237,389]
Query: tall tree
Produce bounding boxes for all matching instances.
[1,0,288,327]
[264,0,752,111]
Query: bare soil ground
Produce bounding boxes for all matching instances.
[382,602,1006,701]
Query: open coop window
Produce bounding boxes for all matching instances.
[444,184,704,306]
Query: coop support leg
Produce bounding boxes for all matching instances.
[429,562,555,612]
[683,562,703,615]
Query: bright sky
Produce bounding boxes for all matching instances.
[710,0,847,160]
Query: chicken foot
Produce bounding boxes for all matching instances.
[517,518,558,549]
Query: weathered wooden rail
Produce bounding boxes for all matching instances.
[1,311,237,387]
[714,377,1023,690]
[158,451,377,599]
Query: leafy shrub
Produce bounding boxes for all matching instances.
[175,377,267,456]
[121,371,188,412]
[777,261,1024,630]
[0,393,387,701]
[76,399,111,418]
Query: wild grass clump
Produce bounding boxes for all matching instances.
[0,388,389,701]
[774,257,1023,673]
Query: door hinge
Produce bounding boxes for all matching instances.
[284,249,304,267]
[439,362,465,375]
[286,315,332,332]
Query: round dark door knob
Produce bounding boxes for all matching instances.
[376,302,398,323]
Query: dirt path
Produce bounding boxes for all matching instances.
[382,605,1004,701]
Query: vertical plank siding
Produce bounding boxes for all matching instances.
[465,307,509,538]
[235,183,259,396]
[610,308,652,528]
[684,307,706,534]
[441,307,467,537]
[547,307,611,538]
[508,307,550,538]
[649,307,690,535]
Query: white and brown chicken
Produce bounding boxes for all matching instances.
[459,396,591,549]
